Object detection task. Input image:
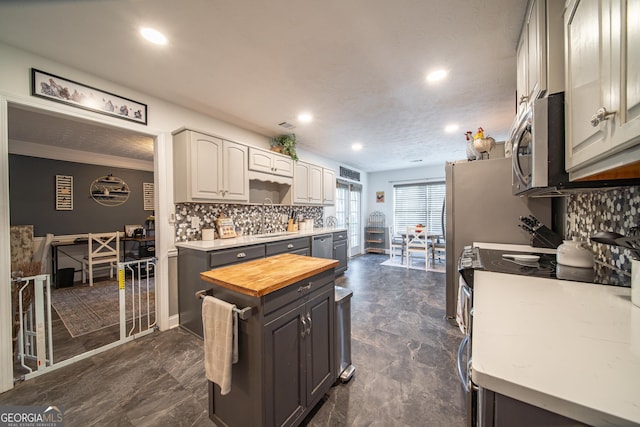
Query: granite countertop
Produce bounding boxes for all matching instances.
[199,253,339,297]
[175,227,347,251]
[472,270,640,426]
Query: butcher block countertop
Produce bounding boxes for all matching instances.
[200,253,339,297]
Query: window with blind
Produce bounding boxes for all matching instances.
[393,182,446,236]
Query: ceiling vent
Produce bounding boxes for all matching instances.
[339,166,360,182]
[278,121,296,129]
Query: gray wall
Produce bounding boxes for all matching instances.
[9,154,153,236]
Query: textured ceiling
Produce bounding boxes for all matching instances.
[0,0,527,172]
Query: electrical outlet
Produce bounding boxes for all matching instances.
[191,217,200,228]
[281,214,289,223]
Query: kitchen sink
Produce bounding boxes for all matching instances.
[254,232,295,239]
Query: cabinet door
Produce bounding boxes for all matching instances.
[526,0,546,102]
[308,164,323,204]
[264,304,306,427]
[565,0,614,170]
[294,161,311,203]
[191,133,223,200]
[618,0,640,143]
[222,140,248,201]
[248,148,274,174]
[516,30,529,116]
[305,286,335,405]
[322,168,335,205]
[272,155,294,177]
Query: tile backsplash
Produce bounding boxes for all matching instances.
[174,203,325,241]
[565,186,640,272]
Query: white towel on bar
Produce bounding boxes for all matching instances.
[202,295,238,395]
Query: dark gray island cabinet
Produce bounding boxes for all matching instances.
[199,254,339,427]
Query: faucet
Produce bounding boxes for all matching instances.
[261,198,273,234]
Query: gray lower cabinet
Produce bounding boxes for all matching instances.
[332,231,348,275]
[479,388,588,427]
[208,269,335,427]
[178,244,265,338]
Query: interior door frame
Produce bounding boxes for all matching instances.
[0,92,171,393]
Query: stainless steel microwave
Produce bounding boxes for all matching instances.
[511,92,640,196]
[511,92,567,196]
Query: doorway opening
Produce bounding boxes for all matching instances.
[5,101,160,382]
[336,180,362,256]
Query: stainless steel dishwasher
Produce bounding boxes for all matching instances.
[311,233,333,259]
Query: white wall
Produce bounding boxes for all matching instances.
[367,163,446,227]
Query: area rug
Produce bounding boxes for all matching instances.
[50,278,155,338]
[380,257,445,273]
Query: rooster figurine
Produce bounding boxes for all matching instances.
[465,131,481,161]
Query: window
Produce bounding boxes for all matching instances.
[393,182,446,235]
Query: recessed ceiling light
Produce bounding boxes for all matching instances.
[352,143,363,151]
[140,27,167,45]
[297,113,313,123]
[444,124,459,133]
[426,69,448,83]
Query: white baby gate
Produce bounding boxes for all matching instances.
[13,257,157,382]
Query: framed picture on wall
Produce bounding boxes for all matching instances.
[31,68,148,125]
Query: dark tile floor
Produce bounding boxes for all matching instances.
[1,254,466,426]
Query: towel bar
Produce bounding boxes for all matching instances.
[195,289,253,320]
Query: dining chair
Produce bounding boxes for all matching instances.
[82,232,120,286]
[431,234,446,264]
[388,226,404,263]
[405,226,428,270]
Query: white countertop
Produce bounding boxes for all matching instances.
[175,227,346,251]
[472,270,640,426]
[473,241,557,254]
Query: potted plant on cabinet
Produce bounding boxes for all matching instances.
[270,133,299,161]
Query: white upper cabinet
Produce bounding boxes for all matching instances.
[516,0,564,116]
[294,161,323,205]
[322,168,335,205]
[564,0,640,178]
[173,129,248,203]
[248,147,294,177]
[222,140,249,201]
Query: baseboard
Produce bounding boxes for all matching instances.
[167,314,180,329]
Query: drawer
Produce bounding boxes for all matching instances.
[263,269,334,316]
[333,231,347,242]
[209,245,265,268]
[265,237,310,256]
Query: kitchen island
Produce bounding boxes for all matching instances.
[199,253,339,427]
[472,270,640,426]
[176,227,347,337]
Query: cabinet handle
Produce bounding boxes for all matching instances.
[590,107,615,127]
[297,283,312,293]
[300,316,308,337]
[287,244,294,249]
[236,252,246,258]
[519,94,529,105]
[306,312,312,335]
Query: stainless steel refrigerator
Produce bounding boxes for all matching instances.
[444,157,551,324]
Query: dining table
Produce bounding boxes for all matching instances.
[399,230,438,265]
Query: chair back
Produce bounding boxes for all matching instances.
[406,226,427,250]
[88,232,120,262]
